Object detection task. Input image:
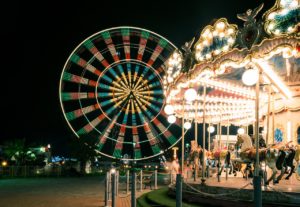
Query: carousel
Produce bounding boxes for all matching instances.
[165,0,300,206]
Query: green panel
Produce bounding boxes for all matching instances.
[97,143,104,151]
[158,38,168,48]
[62,72,72,81]
[113,149,122,158]
[141,31,150,39]
[77,128,87,135]
[61,93,72,101]
[151,145,160,155]
[121,28,130,37]
[167,135,177,145]
[135,150,142,159]
[83,39,94,49]
[70,54,80,63]
[102,31,111,40]
[66,111,76,121]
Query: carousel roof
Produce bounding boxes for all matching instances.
[163,0,300,126]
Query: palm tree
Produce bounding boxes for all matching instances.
[68,134,99,174]
[3,138,34,166]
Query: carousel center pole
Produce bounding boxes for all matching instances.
[201,85,206,184]
[253,65,262,207]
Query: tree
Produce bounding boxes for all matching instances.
[68,134,99,174]
[3,138,36,166]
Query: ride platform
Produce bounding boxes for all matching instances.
[169,175,300,207]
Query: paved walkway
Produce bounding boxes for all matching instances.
[114,189,152,207]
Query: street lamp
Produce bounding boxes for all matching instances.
[184,88,197,102]
[167,115,177,124]
[242,66,261,207]
[183,121,192,129]
[242,68,259,86]
[164,104,174,115]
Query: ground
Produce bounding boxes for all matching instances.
[0,176,105,207]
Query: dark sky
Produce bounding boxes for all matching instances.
[1,0,274,154]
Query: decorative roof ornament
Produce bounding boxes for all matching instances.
[181,37,196,73]
[236,3,265,49]
[263,0,299,36]
[194,18,238,63]
[163,37,196,92]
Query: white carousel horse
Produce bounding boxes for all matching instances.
[235,134,286,185]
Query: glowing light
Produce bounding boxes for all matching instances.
[216,22,226,30]
[184,121,192,129]
[164,104,174,115]
[1,161,7,167]
[40,147,46,152]
[237,127,245,135]
[242,68,258,86]
[258,61,292,99]
[110,168,116,174]
[184,88,197,102]
[207,126,215,133]
[167,115,176,124]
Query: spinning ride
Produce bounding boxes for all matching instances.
[59,27,181,160]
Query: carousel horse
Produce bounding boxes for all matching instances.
[283,146,296,180]
[235,134,286,185]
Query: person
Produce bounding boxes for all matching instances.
[171,158,180,183]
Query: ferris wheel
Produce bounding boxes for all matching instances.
[59,26,181,160]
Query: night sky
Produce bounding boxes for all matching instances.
[2,0,274,155]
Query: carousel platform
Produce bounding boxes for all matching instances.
[169,175,300,207]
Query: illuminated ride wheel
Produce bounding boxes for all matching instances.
[59,26,181,161]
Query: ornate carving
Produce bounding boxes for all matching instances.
[236,3,265,49]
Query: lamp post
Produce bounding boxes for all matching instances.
[201,85,207,184]
[111,167,116,207]
[131,142,136,207]
[242,66,261,207]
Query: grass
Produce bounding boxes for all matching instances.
[137,187,201,207]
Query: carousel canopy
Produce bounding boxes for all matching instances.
[164,0,300,126]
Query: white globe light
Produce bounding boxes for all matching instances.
[237,127,245,135]
[242,68,258,86]
[184,121,192,129]
[164,104,174,115]
[167,115,176,124]
[207,126,215,133]
[184,88,197,102]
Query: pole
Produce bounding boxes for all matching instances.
[201,85,206,183]
[116,170,119,196]
[126,170,129,194]
[195,100,198,146]
[176,174,182,207]
[226,120,229,149]
[140,169,143,192]
[154,169,158,189]
[105,171,109,207]
[181,100,185,176]
[254,66,262,207]
[272,93,275,143]
[111,171,116,207]
[195,99,198,181]
[131,143,136,207]
[131,169,136,207]
[208,123,211,152]
[266,85,271,145]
